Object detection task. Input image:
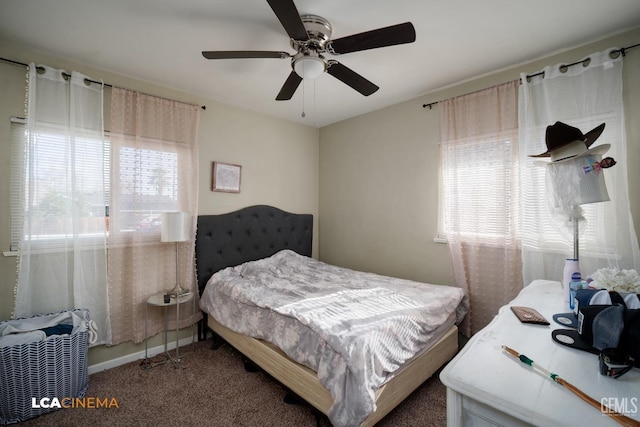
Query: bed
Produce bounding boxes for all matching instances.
[195,205,467,427]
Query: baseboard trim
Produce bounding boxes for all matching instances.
[88,336,196,375]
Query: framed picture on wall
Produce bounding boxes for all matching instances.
[212,161,242,193]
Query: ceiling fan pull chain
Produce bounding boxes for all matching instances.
[301,73,306,117]
[313,79,317,126]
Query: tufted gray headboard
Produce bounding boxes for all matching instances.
[195,205,313,296]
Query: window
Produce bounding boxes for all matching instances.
[111,144,180,235]
[438,130,519,242]
[9,118,181,250]
[10,118,109,250]
[109,135,184,240]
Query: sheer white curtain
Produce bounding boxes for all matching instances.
[439,80,522,335]
[14,64,110,345]
[519,48,640,285]
[107,88,201,344]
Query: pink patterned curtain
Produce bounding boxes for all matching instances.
[107,88,201,344]
[439,80,522,335]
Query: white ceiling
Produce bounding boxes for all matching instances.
[1,0,640,127]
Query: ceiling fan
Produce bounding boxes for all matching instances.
[202,0,416,100]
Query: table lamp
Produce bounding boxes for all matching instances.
[161,212,191,297]
[545,151,613,258]
[530,121,616,302]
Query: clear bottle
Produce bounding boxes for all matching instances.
[569,272,582,310]
[563,259,580,303]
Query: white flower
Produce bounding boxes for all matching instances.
[588,268,640,293]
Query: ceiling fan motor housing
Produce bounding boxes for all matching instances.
[293,15,332,49]
[290,15,332,78]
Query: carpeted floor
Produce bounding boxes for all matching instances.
[20,338,448,426]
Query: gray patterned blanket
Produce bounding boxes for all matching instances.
[200,250,468,427]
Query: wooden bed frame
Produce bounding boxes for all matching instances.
[195,205,459,426]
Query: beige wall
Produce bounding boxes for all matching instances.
[319,27,640,287]
[1,27,639,367]
[0,41,319,366]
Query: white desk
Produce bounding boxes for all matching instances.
[440,280,640,427]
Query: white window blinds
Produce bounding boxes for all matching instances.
[439,133,518,242]
[9,117,109,252]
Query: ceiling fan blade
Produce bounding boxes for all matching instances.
[202,51,290,59]
[328,22,416,54]
[266,0,309,41]
[276,71,303,100]
[326,61,379,96]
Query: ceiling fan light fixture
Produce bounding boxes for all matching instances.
[293,55,325,79]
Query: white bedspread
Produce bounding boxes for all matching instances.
[200,250,468,427]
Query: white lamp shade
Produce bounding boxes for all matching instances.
[161,212,191,242]
[546,154,610,208]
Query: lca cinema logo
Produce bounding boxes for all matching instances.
[32,397,119,409]
[601,397,638,416]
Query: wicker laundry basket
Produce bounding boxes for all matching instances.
[0,309,90,424]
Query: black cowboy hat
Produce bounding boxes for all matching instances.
[529,121,606,161]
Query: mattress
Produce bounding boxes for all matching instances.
[200,250,468,427]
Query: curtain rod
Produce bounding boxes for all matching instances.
[421,42,639,110]
[0,57,206,110]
